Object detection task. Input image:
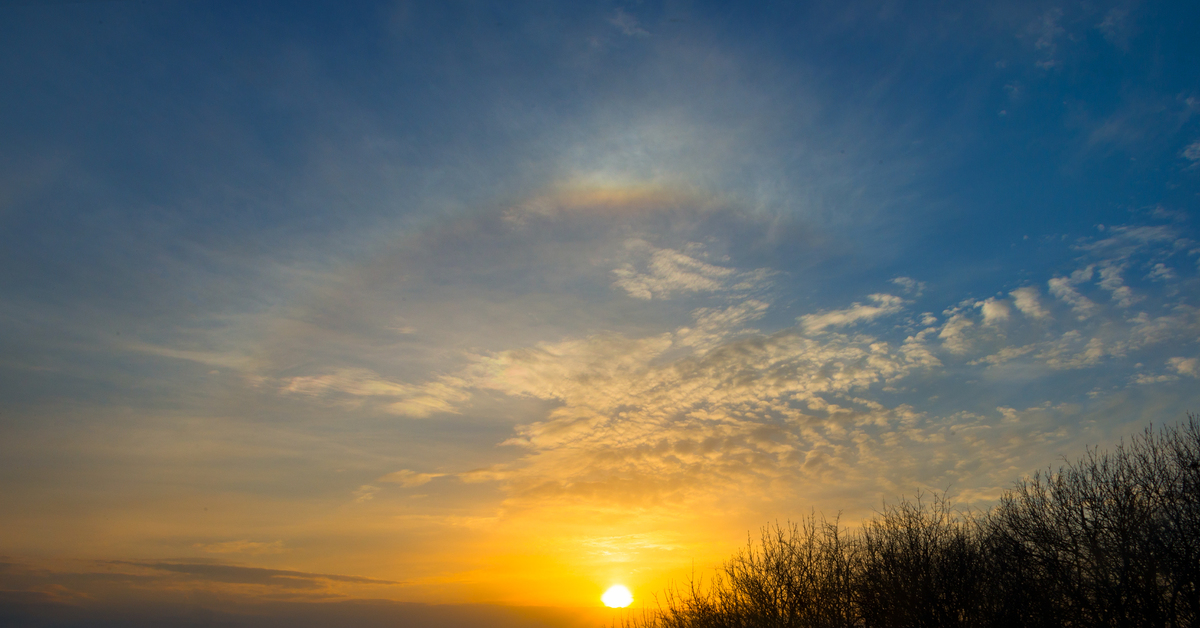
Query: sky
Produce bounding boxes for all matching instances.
[2,0,1200,625]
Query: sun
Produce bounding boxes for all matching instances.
[601,584,633,608]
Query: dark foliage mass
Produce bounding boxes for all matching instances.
[624,417,1200,628]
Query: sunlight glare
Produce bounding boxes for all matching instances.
[602,584,633,608]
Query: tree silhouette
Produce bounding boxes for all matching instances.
[623,416,1200,628]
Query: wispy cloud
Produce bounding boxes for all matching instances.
[279,368,470,418]
[611,241,772,300]
[1048,267,1100,319]
[108,561,397,588]
[890,276,925,296]
[1097,263,1140,307]
[1182,140,1200,165]
[194,540,288,555]
[799,294,905,332]
[378,469,446,487]
[609,8,649,37]
[1025,8,1065,69]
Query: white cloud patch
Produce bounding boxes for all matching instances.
[938,313,975,354]
[1133,372,1177,385]
[1169,357,1200,378]
[1009,287,1050,319]
[799,294,905,332]
[976,298,1012,325]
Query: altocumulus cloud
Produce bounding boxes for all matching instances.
[281,198,1200,519]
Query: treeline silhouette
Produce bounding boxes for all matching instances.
[623,417,1200,628]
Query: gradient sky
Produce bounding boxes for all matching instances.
[2,0,1200,624]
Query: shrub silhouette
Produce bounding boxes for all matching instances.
[622,416,1200,628]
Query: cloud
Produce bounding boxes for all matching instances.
[938,313,975,354]
[282,368,411,397]
[194,540,288,555]
[1097,263,1140,307]
[1168,357,1199,378]
[675,299,770,351]
[279,369,470,418]
[352,217,1199,516]
[1183,140,1200,163]
[1025,8,1064,69]
[93,561,393,593]
[107,561,397,588]
[799,294,905,332]
[1009,287,1050,319]
[1075,225,1179,259]
[260,218,1197,521]
[452,301,948,509]
[890,276,925,296]
[378,469,445,487]
[122,342,248,369]
[611,242,771,300]
[458,465,514,484]
[1146,263,1175,281]
[1133,373,1177,385]
[609,8,649,37]
[384,380,471,418]
[1097,8,1131,48]
[353,485,380,502]
[1036,331,1112,369]
[1048,267,1099,319]
[970,344,1036,366]
[976,298,1011,325]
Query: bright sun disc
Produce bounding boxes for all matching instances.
[602,584,633,608]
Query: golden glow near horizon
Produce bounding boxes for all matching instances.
[602,584,633,608]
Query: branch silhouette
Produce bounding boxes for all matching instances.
[621,415,1200,628]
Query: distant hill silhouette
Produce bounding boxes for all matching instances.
[622,417,1200,628]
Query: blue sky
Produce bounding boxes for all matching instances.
[2,0,1199,621]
